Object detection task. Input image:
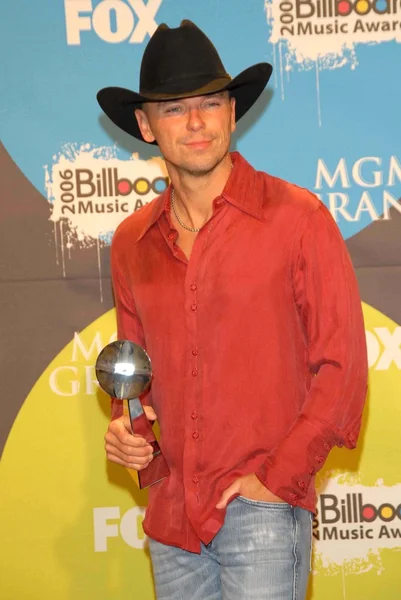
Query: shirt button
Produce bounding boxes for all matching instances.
[191,411,198,420]
[191,303,197,311]
[192,348,199,356]
[192,431,199,440]
[192,475,199,483]
[324,443,331,451]
[316,455,324,464]
[190,283,197,291]
[192,369,198,377]
[168,232,175,240]
[298,480,305,490]
[308,468,315,476]
[289,493,298,502]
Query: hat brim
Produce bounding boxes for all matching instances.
[97,62,272,145]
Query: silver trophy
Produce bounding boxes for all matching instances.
[95,340,169,488]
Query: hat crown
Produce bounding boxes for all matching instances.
[139,20,229,96]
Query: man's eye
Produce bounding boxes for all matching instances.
[203,101,221,108]
[165,106,182,114]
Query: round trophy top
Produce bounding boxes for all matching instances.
[95,340,152,400]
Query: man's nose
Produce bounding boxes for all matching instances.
[186,108,206,132]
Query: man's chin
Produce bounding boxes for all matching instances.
[187,165,217,177]
[181,153,227,177]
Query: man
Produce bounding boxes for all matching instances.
[97,20,368,600]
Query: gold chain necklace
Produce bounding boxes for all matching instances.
[171,188,200,233]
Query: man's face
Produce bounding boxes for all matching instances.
[135,91,236,176]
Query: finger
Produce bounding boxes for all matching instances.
[105,438,153,462]
[105,431,153,457]
[143,405,157,421]
[106,451,153,471]
[106,444,153,466]
[216,482,240,509]
[108,421,151,448]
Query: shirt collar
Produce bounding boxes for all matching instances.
[221,151,268,221]
[134,151,268,243]
[135,187,169,243]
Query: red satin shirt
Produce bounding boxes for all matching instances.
[110,151,368,553]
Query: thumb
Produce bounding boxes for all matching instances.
[144,405,157,421]
[216,481,241,510]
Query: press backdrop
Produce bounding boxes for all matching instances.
[1,1,400,599]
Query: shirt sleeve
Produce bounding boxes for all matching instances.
[256,203,368,506]
[110,245,152,421]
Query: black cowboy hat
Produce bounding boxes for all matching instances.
[97,19,272,144]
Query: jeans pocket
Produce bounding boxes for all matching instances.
[237,495,290,508]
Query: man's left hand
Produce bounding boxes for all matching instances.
[216,473,286,509]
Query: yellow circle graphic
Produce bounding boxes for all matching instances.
[0,303,400,599]
[355,0,370,15]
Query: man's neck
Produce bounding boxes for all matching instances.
[167,153,233,230]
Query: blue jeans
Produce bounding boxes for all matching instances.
[149,497,312,600]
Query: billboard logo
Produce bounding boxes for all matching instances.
[64,0,163,45]
[318,493,401,526]
[45,145,168,241]
[56,167,168,217]
[266,0,401,75]
[314,477,401,567]
[279,0,400,24]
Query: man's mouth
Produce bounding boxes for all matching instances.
[185,140,213,149]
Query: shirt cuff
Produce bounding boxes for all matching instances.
[255,415,354,505]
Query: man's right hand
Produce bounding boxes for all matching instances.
[104,406,157,471]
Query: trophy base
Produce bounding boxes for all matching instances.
[138,441,170,489]
[128,397,170,488]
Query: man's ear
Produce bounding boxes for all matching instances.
[230,96,236,133]
[135,107,156,143]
